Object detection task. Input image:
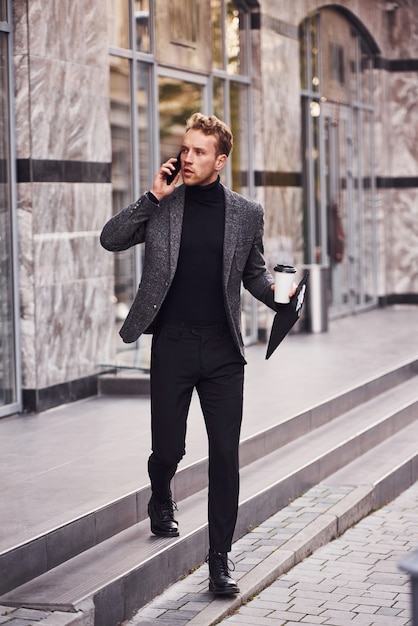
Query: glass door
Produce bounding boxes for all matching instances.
[323,102,353,315]
[323,101,377,316]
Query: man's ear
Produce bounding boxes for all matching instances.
[215,154,227,171]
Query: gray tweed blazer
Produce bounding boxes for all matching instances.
[100,183,275,359]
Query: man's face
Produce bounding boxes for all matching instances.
[180,129,227,187]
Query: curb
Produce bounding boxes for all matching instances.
[170,478,415,626]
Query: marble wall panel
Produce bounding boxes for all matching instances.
[13,53,31,159]
[374,190,388,298]
[34,277,114,388]
[384,1,418,57]
[388,72,418,177]
[32,183,112,236]
[28,56,111,162]
[27,0,108,67]
[372,69,391,177]
[386,188,418,295]
[261,29,301,172]
[12,1,29,56]
[17,185,36,389]
[34,232,112,288]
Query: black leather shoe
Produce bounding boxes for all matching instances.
[206,551,240,595]
[148,494,179,538]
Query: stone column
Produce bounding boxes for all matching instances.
[13,0,114,411]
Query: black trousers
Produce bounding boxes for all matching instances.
[148,322,245,553]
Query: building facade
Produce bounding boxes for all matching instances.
[1,0,417,416]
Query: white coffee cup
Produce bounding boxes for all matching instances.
[274,264,297,304]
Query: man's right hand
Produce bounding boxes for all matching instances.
[150,157,181,202]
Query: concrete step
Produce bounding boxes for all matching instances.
[0,359,415,598]
[1,371,417,626]
[132,423,418,626]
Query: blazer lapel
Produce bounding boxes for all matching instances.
[223,186,240,284]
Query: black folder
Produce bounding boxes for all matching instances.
[266,270,310,359]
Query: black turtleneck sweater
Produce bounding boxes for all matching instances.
[158,177,227,326]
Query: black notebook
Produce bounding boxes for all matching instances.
[266,270,310,359]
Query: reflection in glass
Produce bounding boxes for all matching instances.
[158,77,204,161]
[213,76,224,121]
[109,55,134,329]
[360,41,372,105]
[137,61,153,191]
[0,30,17,407]
[300,9,377,315]
[135,0,150,53]
[229,81,249,196]
[361,110,375,304]
[107,0,130,49]
[211,0,223,70]
[211,1,246,75]
[0,0,7,21]
[310,16,320,94]
[299,20,307,90]
[226,2,241,74]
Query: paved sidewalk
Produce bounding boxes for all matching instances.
[219,483,417,626]
[1,306,417,625]
[128,480,417,626]
[1,481,416,625]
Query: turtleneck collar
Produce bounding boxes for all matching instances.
[185,176,222,198]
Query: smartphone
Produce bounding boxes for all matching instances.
[166,151,182,184]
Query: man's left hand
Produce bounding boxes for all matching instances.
[271,282,297,299]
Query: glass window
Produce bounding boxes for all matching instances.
[158,76,204,161]
[155,0,212,71]
[226,2,242,75]
[211,0,223,70]
[109,55,134,328]
[212,76,225,120]
[229,81,249,196]
[135,0,151,53]
[359,40,373,105]
[211,0,248,75]
[300,9,377,315]
[107,0,130,49]
[107,0,256,357]
[0,1,7,21]
[136,61,153,190]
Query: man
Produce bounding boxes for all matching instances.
[101,113,289,595]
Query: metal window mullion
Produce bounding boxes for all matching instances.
[316,14,327,267]
[346,108,356,311]
[369,66,378,305]
[6,0,22,414]
[222,77,232,188]
[356,105,366,307]
[306,100,316,264]
[128,2,143,290]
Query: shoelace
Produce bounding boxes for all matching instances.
[206,552,236,575]
[159,499,178,519]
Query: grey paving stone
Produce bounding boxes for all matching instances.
[125,480,418,626]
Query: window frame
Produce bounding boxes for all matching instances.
[0,0,22,417]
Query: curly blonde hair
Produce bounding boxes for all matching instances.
[185,113,234,157]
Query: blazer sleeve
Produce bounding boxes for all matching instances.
[241,205,276,311]
[100,193,157,252]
